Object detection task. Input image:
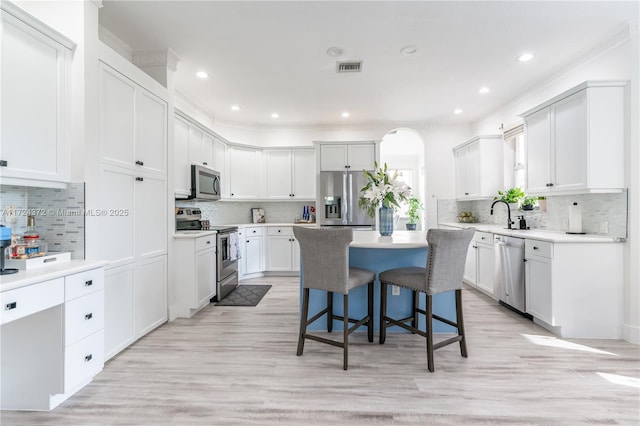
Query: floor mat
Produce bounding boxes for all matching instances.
[215,285,272,306]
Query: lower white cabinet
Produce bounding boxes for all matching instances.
[265,226,300,272]
[523,239,623,338]
[244,227,264,275]
[104,255,167,361]
[0,266,105,411]
[173,235,217,318]
[463,231,495,296]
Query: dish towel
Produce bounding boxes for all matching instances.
[230,232,241,261]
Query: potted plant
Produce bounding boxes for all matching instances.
[521,197,537,211]
[495,187,526,210]
[537,196,547,211]
[405,197,424,230]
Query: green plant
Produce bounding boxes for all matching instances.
[494,187,526,204]
[537,196,546,200]
[405,197,424,224]
[522,197,537,208]
[359,162,411,218]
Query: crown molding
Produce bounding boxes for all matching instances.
[175,89,216,124]
[132,48,180,71]
[98,25,132,61]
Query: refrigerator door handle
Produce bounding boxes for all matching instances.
[342,173,348,225]
[348,173,353,223]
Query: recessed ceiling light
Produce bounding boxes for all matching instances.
[400,45,418,56]
[230,105,240,111]
[518,53,534,62]
[326,46,345,57]
[478,87,490,94]
[341,112,350,118]
[453,109,463,115]
[271,113,279,119]
[196,71,208,79]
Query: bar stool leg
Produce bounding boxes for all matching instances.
[367,281,374,343]
[379,282,387,344]
[412,290,419,331]
[327,291,333,333]
[343,294,349,370]
[297,288,309,356]
[456,289,468,358]
[426,294,434,372]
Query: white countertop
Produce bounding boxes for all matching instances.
[350,230,428,249]
[438,222,624,243]
[173,230,218,238]
[0,259,109,292]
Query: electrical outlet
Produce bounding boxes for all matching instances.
[562,218,569,230]
[392,285,400,296]
[4,206,17,224]
[600,221,609,234]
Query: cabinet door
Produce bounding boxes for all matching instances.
[454,147,468,198]
[135,90,167,174]
[188,126,203,166]
[525,109,552,193]
[320,145,348,171]
[1,12,69,183]
[104,265,135,360]
[266,236,293,271]
[265,150,293,199]
[201,133,214,169]
[135,174,167,259]
[173,116,191,197]
[292,235,301,272]
[98,166,135,265]
[292,149,316,199]
[347,144,376,171]
[525,255,553,324]
[237,228,246,279]
[465,142,481,197]
[463,243,477,286]
[229,147,260,198]
[196,248,216,306]
[476,242,494,295]
[100,65,136,168]
[245,237,263,274]
[553,91,587,191]
[212,138,226,175]
[133,255,167,337]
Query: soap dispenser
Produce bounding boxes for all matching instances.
[518,215,527,230]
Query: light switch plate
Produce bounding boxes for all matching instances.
[600,221,609,234]
[392,285,400,296]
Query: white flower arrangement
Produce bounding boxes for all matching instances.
[358,162,411,218]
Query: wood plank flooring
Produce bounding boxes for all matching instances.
[2,277,639,425]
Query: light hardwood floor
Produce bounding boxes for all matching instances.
[2,277,639,425]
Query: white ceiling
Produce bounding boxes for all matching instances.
[98,1,637,127]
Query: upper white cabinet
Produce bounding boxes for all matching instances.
[521,81,625,195]
[265,148,315,200]
[0,4,75,185]
[453,135,503,200]
[100,63,167,175]
[319,143,376,171]
[173,116,191,197]
[228,146,261,199]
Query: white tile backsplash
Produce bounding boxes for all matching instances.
[438,191,627,238]
[175,200,316,226]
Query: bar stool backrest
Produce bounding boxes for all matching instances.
[425,228,475,296]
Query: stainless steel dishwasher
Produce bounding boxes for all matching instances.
[494,235,527,314]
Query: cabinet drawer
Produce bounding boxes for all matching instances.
[474,231,493,244]
[267,226,292,236]
[245,227,263,236]
[1,278,64,325]
[526,239,553,258]
[64,330,104,393]
[65,268,104,301]
[195,235,215,252]
[65,290,104,346]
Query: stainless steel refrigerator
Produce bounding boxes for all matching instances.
[317,171,375,227]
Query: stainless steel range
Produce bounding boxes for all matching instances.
[176,208,238,301]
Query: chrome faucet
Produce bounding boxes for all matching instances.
[490,199,514,229]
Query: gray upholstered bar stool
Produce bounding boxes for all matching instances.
[379,228,475,372]
[293,227,375,370]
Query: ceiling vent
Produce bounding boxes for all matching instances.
[336,61,363,73]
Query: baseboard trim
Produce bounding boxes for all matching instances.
[622,323,640,344]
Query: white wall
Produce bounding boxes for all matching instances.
[471,33,639,344]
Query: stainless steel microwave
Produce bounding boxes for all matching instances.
[190,164,221,200]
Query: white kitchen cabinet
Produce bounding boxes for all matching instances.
[521,81,625,195]
[522,238,623,339]
[463,231,495,296]
[188,126,214,168]
[524,240,553,325]
[173,115,191,197]
[133,255,167,337]
[1,265,105,411]
[228,146,261,199]
[319,143,376,171]
[453,135,503,200]
[99,62,167,175]
[244,227,264,275]
[265,226,300,272]
[212,137,226,176]
[173,234,217,318]
[0,4,74,186]
[103,264,134,360]
[265,148,315,200]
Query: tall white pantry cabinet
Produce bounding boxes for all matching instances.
[97,59,168,361]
